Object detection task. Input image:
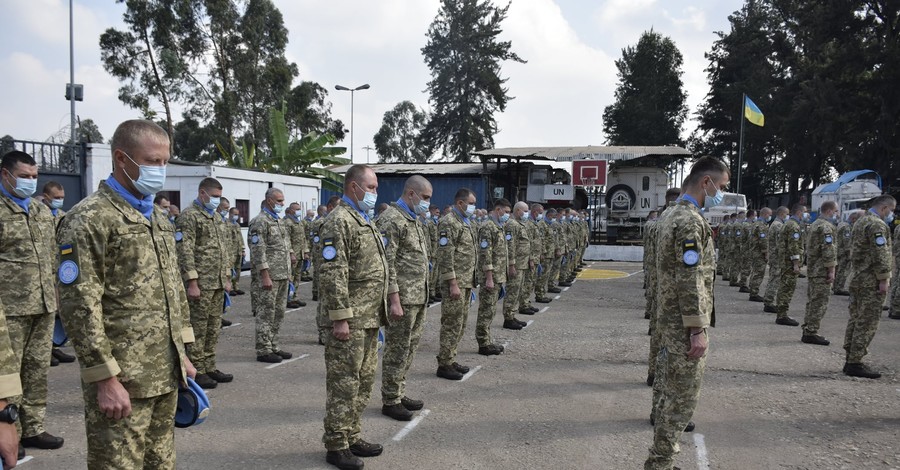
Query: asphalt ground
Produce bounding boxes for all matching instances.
[20,261,900,469]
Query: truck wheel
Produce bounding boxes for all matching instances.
[605,184,636,212]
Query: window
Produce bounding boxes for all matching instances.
[642,176,650,191]
[160,191,181,210]
[530,168,548,185]
[235,199,250,227]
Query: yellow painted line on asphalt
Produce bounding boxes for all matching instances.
[576,269,629,280]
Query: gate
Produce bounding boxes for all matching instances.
[3,140,86,208]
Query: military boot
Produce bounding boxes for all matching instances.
[843,362,881,379]
[194,373,218,389]
[801,334,830,346]
[348,439,383,457]
[401,396,424,411]
[381,403,413,421]
[436,365,463,380]
[325,449,363,470]
[503,319,523,330]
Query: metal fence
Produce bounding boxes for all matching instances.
[3,140,84,175]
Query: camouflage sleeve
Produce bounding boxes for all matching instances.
[0,297,23,399]
[57,215,123,383]
[175,211,200,281]
[893,224,900,258]
[870,222,893,280]
[786,224,803,260]
[822,225,837,268]
[477,225,494,273]
[437,219,457,282]
[378,216,401,295]
[249,218,269,272]
[300,224,310,255]
[672,220,711,329]
[507,225,518,267]
[318,216,353,321]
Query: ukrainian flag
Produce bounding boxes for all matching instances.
[744,96,764,127]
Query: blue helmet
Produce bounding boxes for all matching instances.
[175,377,210,428]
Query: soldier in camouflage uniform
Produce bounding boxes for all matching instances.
[763,207,788,311]
[773,204,805,326]
[833,212,857,296]
[0,151,64,450]
[504,202,532,327]
[737,211,754,291]
[533,205,554,304]
[643,211,660,319]
[544,209,564,295]
[249,188,295,363]
[518,205,542,313]
[888,220,900,319]
[318,165,389,469]
[647,157,727,470]
[41,180,79,365]
[226,207,246,295]
[646,190,681,388]
[717,215,730,280]
[284,202,310,309]
[376,176,432,422]
[175,177,233,388]
[435,189,478,381]
[746,208,771,302]
[842,196,896,379]
[475,198,514,356]
[56,121,197,468]
[800,202,838,345]
[313,199,340,302]
[0,296,25,464]
[428,205,442,303]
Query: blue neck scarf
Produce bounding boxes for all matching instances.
[452,207,470,225]
[0,185,30,213]
[106,175,153,220]
[341,194,369,222]
[396,199,416,218]
[679,194,701,209]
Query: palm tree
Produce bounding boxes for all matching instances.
[269,103,348,192]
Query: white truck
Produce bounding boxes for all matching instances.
[702,192,748,226]
[603,164,670,243]
[810,170,882,222]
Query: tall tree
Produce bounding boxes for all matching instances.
[602,30,688,146]
[76,118,105,144]
[373,101,429,163]
[420,0,525,162]
[284,81,346,141]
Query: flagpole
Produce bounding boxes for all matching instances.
[737,93,746,195]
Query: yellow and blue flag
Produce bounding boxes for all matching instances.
[744,96,764,127]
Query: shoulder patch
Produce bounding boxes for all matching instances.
[792,232,800,240]
[505,231,512,241]
[875,233,886,246]
[824,235,833,244]
[59,244,74,256]
[250,233,260,245]
[439,236,449,246]
[175,231,183,242]
[322,238,337,261]
[381,231,389,247]
[480,239,489,249]
[58,260,79,285]
[682,239,700,267]
[760,232,766,238]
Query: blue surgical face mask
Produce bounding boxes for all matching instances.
[465,204,476,218]
[50,198,65,209]
[703,179,724,208]
[499,213,510,223]
[536,213,544,221]
[802,212,810,222]
[414,193,430,215]
[273,204,284,214]
[886,213,895,225]
[354,182,377,211]
[205,196,221,211]
[122,151,166,196]
[231,215,239,223]
[5,170,37,198]
[522,211,530,220]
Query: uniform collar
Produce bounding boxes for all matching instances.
[0,185,31,213]
[341,194,369,222]
[263,207,280,220]
[395,198,416,219]
[105,174,153,220]
[452,207,470,225]
[193,199,216,216]
[678,194,701,209]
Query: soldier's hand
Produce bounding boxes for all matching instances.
[261,271,273,291]
[0,418,17,469]
[225,280,233,293]
[97,377,132,420]
[879,280,889,295]
[389,302,404,320]
[333,320,351,341]
[687,329,708,360]
[290,253,297,264]
[187,281,201,301]
[508,266,517,279]
[486,278,494,290]
[183,357,197,381]
[449,283,462,301]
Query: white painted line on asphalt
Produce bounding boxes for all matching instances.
[501,341,510,349]
[523,320,534,329]
[265,354,310,369]
[694,433,710,470]
[392,409,431,441]
[562,286,570,292]
[460,365,482,382]
[539,306,549,314]
[554,295,561,300]
[222,322,242,330]
[428,301,442,309]
[626,270,645,277]
[17,456,34,465]
[285,307,304,314]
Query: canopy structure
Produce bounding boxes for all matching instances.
[472,145,692,162]
[813,169,882,194]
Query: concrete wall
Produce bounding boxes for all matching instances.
[584,244,644,262]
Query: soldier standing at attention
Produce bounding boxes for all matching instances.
[544,210,563,295]
[175,177,234,388]
[376,175,432,422]
[646,157,727,470]
[518,205,542,314]
[833,212,858,296]
[56,120,197,468]
[888,214,900,320]
[249,188,295,364]
[301,210,316,282]
[427,205,442,303]
[800,201,838,345]
[747,208,772,302]
[738,210,755,292]
[0,151,64,450]
[530,204,553,304]
[319,165,389,470]
[717,215,730,280]
[284,202,310,309]
[842,195,896,379]
[763,207,789,312]
[0,298,26,465]
[216,198,235,327]
[435,189,478,381]
[475,198,514,357]
[504,202,531,327]
[643,210,660,319]
[312,199,340,302]
[41,181,78,366]
[646,188,681,387]
[227,207,246,295]
[773,204,806,326]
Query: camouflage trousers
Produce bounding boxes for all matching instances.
[232,255,243,290]
[739,253,752,287]
[645,271,658,320]
[647,331,707,470]
[312,262,321,298]
[187,288,224,374]
[323,327,379,451]
[763,257,782,306]
[430,260,439,299]
[382,304,427,406]
[844,277,887,363]
[748,258,767,296]
[7,312,53,438]
[436,285,472,367]
[83,385,177,470]
[802,277,832,335]
[534,261,550,300]
[647,304,660,379]
[290,261,303,300]
[547,257,562,288]
[891,265,900,314]
[503,273,525,318]
[476,285,501,347]
[251,278,289,355]
[775,266,799,318]
[519,266,536,309]
[833,253,851,293]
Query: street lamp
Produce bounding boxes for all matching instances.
[335,83,370,161]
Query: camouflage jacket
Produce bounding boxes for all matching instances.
[427,217,439,260]
[56,182,193,398]
[0,298,22,399]
[750,219,769,258]
[656,199,716,330]
[376,203,429,306]
[318,200,388,328]
[0,192,58,316]
[538,219,555,260]
[175,201,232,289]
[551,221,567,252]
[766,219,783,261]
[835,221,852,259]
[508,218,530,270]
[228,219,244,264]
[285,215,310,257]
[477,218,509,285]
[806,218,837,277]
[248,209,293,281]
[436,208,477,288]
[524,219,541,264]
[850,212,893,282]
[781,218,805,265]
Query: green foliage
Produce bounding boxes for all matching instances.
[603,30,688,147]
[75,119,104,144]
[374,101,429,163]
[419,0,526,162]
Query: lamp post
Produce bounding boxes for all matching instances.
[335,83,370,162]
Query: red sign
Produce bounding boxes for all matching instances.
[572,160,607,186]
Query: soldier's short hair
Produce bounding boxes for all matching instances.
[546,208,558,215]
[345,164,373,188]
[870,194,897,210]
[220,196,229,203]
[454,188,475,203]
[747,209,756,218]
[791,203,806,215]
[775,206,789,217]
[530,203,543,211]
[110,119,169,157]
[199,177,222,192]
[154,194,169,205]
[229,207,240,214]
[493,198,511,209]
[326,196,341,209]
[42,180,64,194]
[1,150,36,172]
[514,201,528,212]
[759,207,772,216]
[683,156,730,187]
[820,201,837,213]
[429,204,439,211]
[403,175,431,193]
[665,187,681,202]
[265,187,283,201]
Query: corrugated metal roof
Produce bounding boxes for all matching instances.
[329,162,487,175]
[472,146,691,162]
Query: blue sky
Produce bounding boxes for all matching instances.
[0,0,744,163]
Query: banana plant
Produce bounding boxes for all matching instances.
[269,103,348,193]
